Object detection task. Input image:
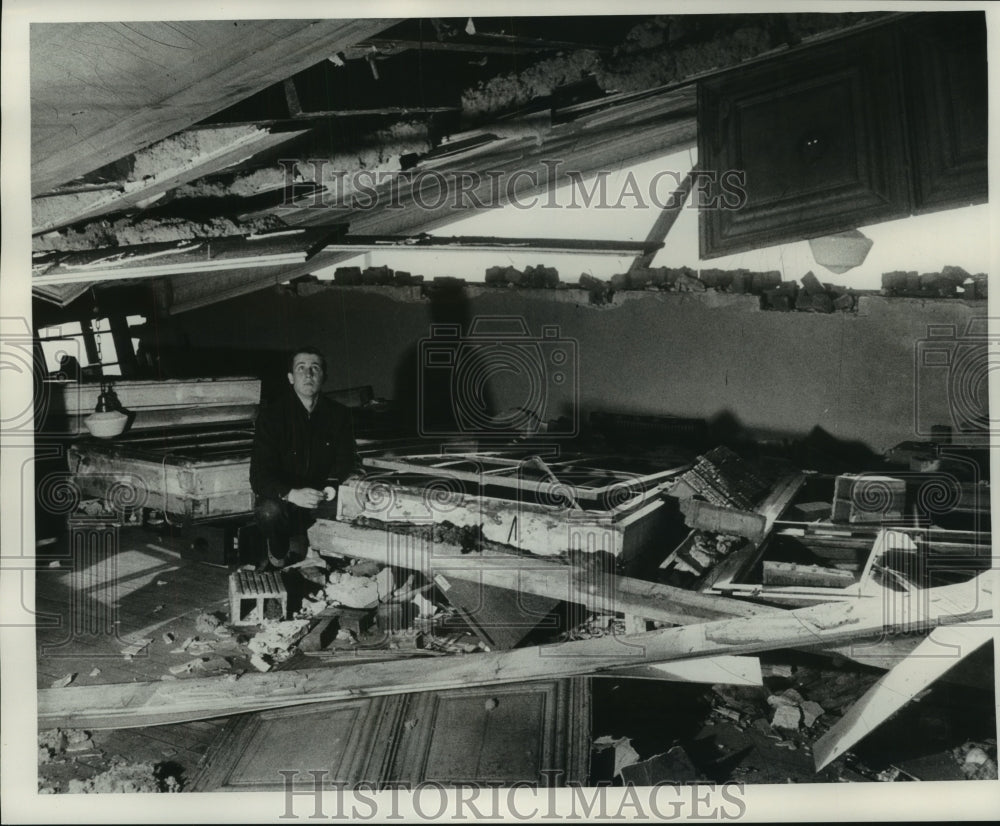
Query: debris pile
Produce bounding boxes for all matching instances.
[669,531,742,578]
[882,267,987,300]
[246,620,311,670]
[64,759,182,794]
[953,740,998,780]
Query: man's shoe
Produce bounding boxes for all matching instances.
[265,541,288,570]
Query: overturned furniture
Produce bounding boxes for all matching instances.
[342,450,688,570]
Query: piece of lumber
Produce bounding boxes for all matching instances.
[680,499,767,540]
[309,520,948,669]
[37,572,993,730]
[631,170,696,271]
[32,128,308,234]
[309,519,769,625]
[610,655,762,686]
[813,620,995,771]
[762,561,857,589]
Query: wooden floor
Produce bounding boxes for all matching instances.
[35,524,236,782]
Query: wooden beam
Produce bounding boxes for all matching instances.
[32,229,337,286]
[323,234,662,256]
[32,128,309,234]
[611,656,763,686]
[164,87,697,312]
[37,572,993,730]
[631,170,695,271]
[813,621,994,770]
[311,520,981,670]
[309,519,769,625]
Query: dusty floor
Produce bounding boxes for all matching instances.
[35,524,997,793]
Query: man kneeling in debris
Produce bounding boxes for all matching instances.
[250,346,357,568]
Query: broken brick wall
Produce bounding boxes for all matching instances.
[171,288,984,454]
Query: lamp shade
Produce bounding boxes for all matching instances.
[809,230,873,274]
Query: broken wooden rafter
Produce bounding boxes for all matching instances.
[163,87,697,312]
[813,620,995,771]
[631,169,695,271]
[312,520,959,671]
[37,571,993,730]
[320,234,662,257]
[32,128,310,234]
[31,228,340,286]
[309,519,768,627]
[611,656,762,687]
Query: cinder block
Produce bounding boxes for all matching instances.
[229,571,287,626]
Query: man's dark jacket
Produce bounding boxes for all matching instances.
[250,389,357,500]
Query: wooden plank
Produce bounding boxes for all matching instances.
[610,655,763,686]
[309,519,767,625]
[631,170,695,270]
[37,572,993,730]
[762,561,857,589]
[680,499,767,540]
[813,621,995,770]
[32,128,309,234]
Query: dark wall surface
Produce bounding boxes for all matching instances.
[168,286,985,454]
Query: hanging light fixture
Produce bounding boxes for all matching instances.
[809,229,874,274]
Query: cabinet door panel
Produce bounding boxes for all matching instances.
[903,12,988,211]
[699,28,911,258]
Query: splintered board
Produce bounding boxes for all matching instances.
[67,421,256,522]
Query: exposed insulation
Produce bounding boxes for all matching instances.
[462,14,883,122]
[33,214,286,253]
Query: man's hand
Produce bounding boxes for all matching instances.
[286,487,325,509]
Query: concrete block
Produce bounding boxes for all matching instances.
[771,705,801,731]
[801,271,826,295]
[334,266,363,285]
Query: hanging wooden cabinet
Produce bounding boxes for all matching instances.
[698,12,988,259]
[901,12,989,212]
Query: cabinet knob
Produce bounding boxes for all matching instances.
[799,132,826,163]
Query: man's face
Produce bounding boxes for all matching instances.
[288,352,324,401]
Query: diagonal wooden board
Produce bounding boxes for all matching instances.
[37,571,993,730]
[812,619,996,770]
[307,519,945,667]
[609,655,762,686]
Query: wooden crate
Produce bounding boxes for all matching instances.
[338,472,672,568]
[67,421,255,522]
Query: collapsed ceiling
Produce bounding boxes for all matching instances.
[29,13,886,313]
